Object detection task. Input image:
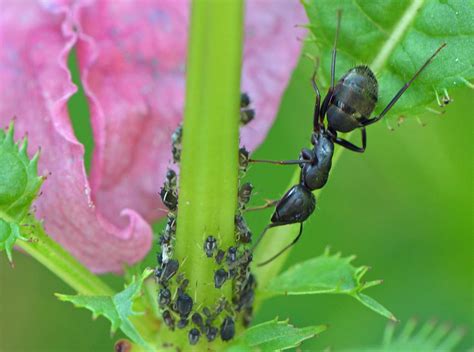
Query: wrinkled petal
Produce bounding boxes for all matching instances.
[77,0,306,226]
[240,0,307,151]
[0,0,152,273]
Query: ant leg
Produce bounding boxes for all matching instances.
[362,43,447,126]
[251,223,279,252]
[249,148,314,166]
[311,60,322,132]
[331,127,366,153]
[249,158,312,166]
[257,222,304,267]
[246,199,279,212]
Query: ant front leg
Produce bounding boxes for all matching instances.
[330,127,366,153]
[249,148,315,167]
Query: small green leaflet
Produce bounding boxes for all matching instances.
[0,122,43,263]
[56,268,153,349]
[227,319,327,352]
[343,319,466,352]
[264,248,397,321]
[303,0,474,118]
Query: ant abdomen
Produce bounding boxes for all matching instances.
[327,65,378,133]
[271,184,316,225]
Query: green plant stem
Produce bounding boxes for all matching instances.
[173,0,243,348]
[17,217,156,342]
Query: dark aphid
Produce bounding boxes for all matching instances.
[176,290,193,318]
[220,316,235,341]
[238,183,253,209]
[202,307,212,319]
[162,310,175,330]
[160,259,179,283]
[171,123,183,163]
[156,251,163,266]
[203,235,217,258]
[191,312,204,330]
[240,92,251,107]
[240,108,255,125]
[240,249,253,268]
[205,325,218,342]
[214,268,229,289]
[248,10,446,267]
[235,214,252,244]
[177,318,189,329]
[179,279,189,291]
[239,147,250,172]
[242,306,253,327]
[215,249,225,265]
[237,288,255,312]
[158,288,171,307]
[160,169,178,211]
[240,92,255,125]
[188,328,200,345]
[226,246,237,266]
[154,267,163,280]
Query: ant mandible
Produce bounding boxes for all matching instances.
[250,10,446,266]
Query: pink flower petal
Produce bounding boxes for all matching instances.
[0,0,152,273]
[76,0,306,226]
[76,0,188,226]
[240,0,307,151]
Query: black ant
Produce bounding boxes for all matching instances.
[251,11,446,266]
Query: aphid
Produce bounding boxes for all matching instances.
[203,235,217,258]
[202,307,212,319]
[177,317,189,329]
[205,325,218,342]
[226,246,237,266]
[158,288,171,307]
[238,182,254,209]
[191,312,204,330]
[220,316,235,341]
[238,147,250,173]
[176,290,193,318]
[159,169,178,211]
[162,310,175,330]
[156,251,163,266]
[214,268,229,289]
[159,259,179,284]
[250,11,446,266]
[154,267,163,280]
[215,249,225,265]
[188,328,200,345]
[242,306,253,327]
[240,92,255,125]
[235,214,252,244]
[171,123,183,163]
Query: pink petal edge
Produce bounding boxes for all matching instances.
[77,0,306,228]
[0,0,152,273]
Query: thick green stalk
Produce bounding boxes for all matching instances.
[173,0,243,346]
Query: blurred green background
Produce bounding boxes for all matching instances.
[1,50,472,351]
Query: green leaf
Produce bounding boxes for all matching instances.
[303,0,474,118]
[264,248,396,321]
[228,319,327,352]
[344,319,466,351]
[0,122,43,262]
[56,268,154,348]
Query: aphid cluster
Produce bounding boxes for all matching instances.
[250,11,446,266]
[155,92,259,346]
